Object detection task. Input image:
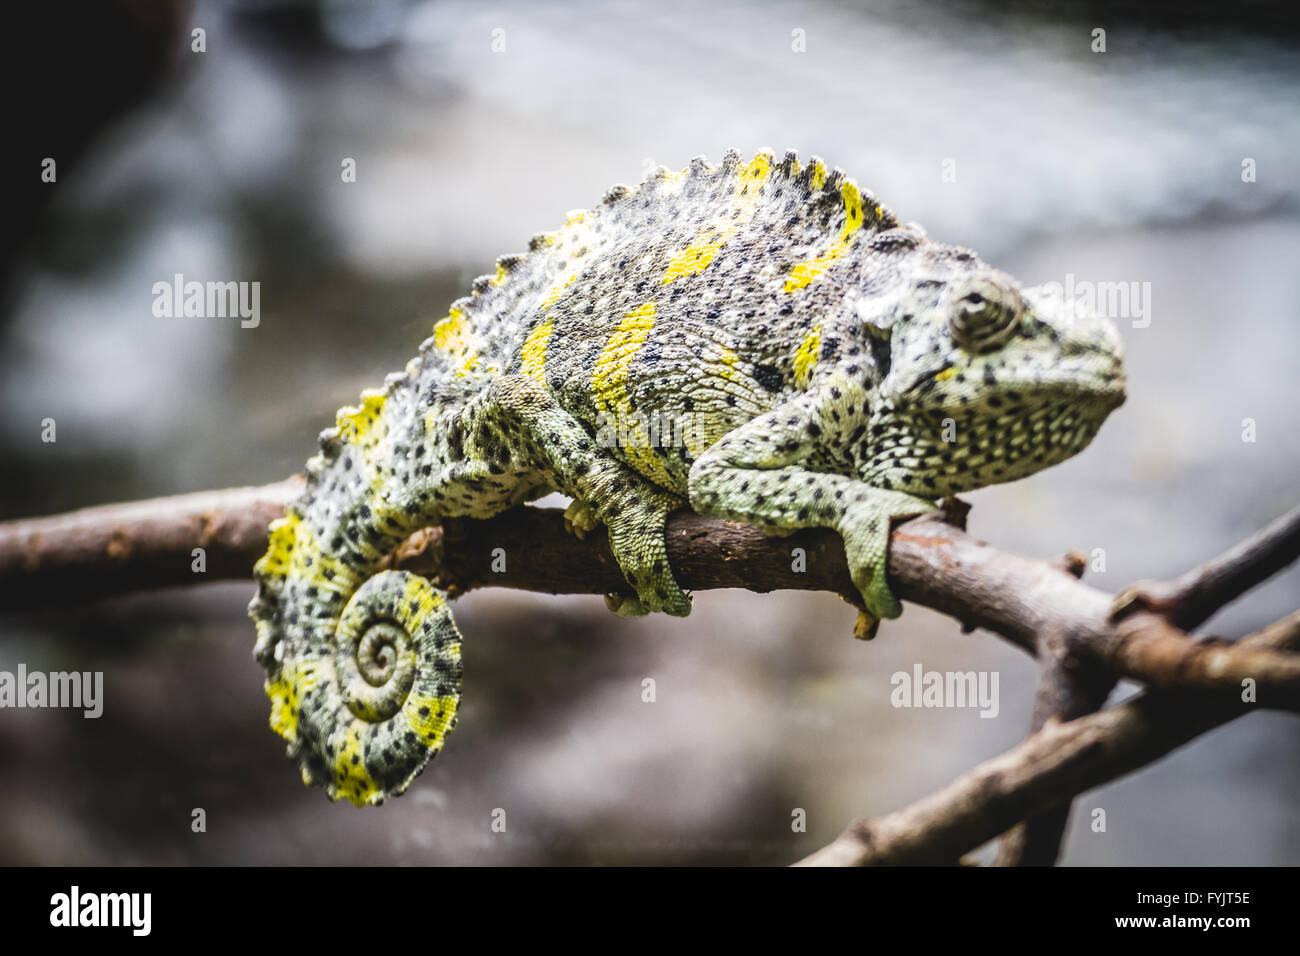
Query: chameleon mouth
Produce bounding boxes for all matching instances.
[1011,372,1126,411]
[863,364,1124,496]
[896,341,1126,410]
[1022,360,1126,412]
[974,341,1128,413]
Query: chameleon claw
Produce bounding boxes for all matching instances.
[853,610,880,641]
[605,592,651,618]
[563,499,601,539]
[1108,580,1180,623]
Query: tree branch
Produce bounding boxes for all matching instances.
[994,625,1116,867]
[0,479,303,607]
[2,481,1297,866]
[797,610,1300,866]
[2,484,1298,710]
[1110,504,1300,631]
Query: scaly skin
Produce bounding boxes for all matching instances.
[248,149,1126,804]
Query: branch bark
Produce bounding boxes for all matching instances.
[0,478,303,607]
[2,482,1298,867]
[797,610,1300,866]
[1110,506,1300,631]
[994,626,1115,866]
[2,485,1298,709]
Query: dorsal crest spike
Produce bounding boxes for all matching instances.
[869,227,922,252]
[317,426,343,458]
[602,184,630,204]
[803,156,828,189]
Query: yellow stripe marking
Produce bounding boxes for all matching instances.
[785,181,873,293]
[336,390,401,499]
[336,390,387,447]
[520,317,555,381]
[265,656,329,742]
[396,574,458,746]
[432,309,481,376]
[404,693,459,747]
[716,343,741,382]
[591,302,675,487]
[810,159,827,190]
[334,719,381,806]
[793,326,822,387]
[398,572,446,625]
[255,512,356,593]
[661,151,774,285]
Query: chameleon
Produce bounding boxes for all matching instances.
[248,149,1126,806]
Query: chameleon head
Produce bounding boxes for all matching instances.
[858,259,1126,496]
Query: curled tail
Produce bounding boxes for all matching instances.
[248,376,465,806]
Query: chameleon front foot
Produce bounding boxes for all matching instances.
[837,493,938,623]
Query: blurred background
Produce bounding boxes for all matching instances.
[1,0,1297,865]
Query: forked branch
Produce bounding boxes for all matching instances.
[1,484,1297,866]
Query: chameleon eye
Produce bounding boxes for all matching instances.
[948,278,1023,353]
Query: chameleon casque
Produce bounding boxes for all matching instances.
[249,149,1126,805]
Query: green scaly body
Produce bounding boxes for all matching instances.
[249,149,1126,804]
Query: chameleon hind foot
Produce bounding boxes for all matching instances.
[853,609,882,641]
[598,487,691,618]
[487,374,691,618]
[564,491,680,617]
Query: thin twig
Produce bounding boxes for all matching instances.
[1110,504,1300,631]
[994,628,1115,866]
[797,610,1300,866]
